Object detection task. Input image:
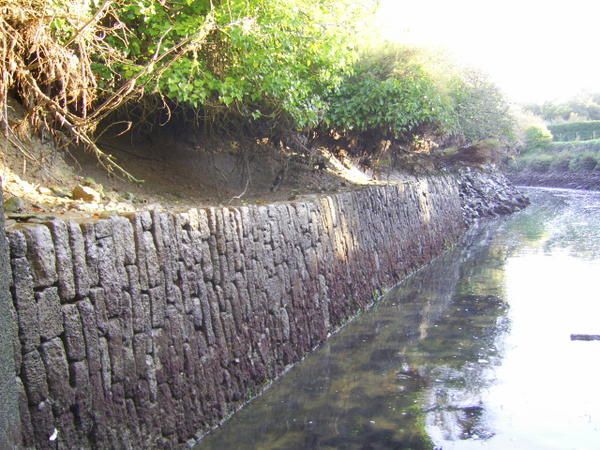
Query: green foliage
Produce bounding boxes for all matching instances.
[4,0,516,172]
[321,44,515,164]
[110,0,373,128]
[324,45,453,138]
[547,121,600,142]
[569,154,598,172]
[549,154,571,172]
[524,93,600,123]
[447,70,515,144]
[547,139,600,152]
[512,150,600,174]
[523,126,553,150]
[527,154,553,173]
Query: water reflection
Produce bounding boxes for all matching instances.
[197,188,600,450]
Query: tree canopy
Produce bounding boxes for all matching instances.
[524,93,600,123]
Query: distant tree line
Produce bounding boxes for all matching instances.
[524,93,600,123]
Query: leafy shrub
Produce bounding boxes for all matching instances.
[1,0,373,140]
[323,44,515,163]
[113,0,372,129]
[524,126,553,150]
[447,70,515,145]
[522,155,553,173]
[2,0,516,175]
[324,45,453,139]
[549,154,571,172]
[546,139,600,153]
[512,149,600,174]
[525,94,600,123]
[548,121,600,142]
[569,154,598,172]
[531,158,552,173]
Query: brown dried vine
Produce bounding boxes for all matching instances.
[0,0,216,182]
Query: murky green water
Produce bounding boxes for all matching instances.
[197,188,600,450]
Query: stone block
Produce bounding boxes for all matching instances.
[107,319,125,383]
[138,211,152,231]
[142,231,161,287]
[11,257,39,352]
[77,298,101,375]
[89,288,109,336]
[62,303,86,362]
[40,338,72,412]
[22,350,48,405]
[67,222,90,298]
[48,220,76,300]
[29,400,55,446]
[23,225,57,288]
[81,222,100,287]
[95,219,112,240]
[149,286,166,328]
[134,292,151,334]
[97,237,123,318]
[8,229,27,258]
[17,377,34,447]
[111,216,136,265]
[133,334,151,380]
[133,215,149,291]
[98,336,112,398]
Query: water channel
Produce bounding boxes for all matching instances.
[197,188,600,450]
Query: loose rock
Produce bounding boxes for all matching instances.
[4,196,24,212]
[72,185,102,202]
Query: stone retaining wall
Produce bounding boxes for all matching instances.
[6,177,466,448]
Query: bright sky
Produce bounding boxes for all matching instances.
[376,0,600,104]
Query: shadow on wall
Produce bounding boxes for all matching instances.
[315,176,464,333]
[0,179,21,448]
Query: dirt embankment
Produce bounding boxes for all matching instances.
[1,101,529,227]
[1,125,390,223]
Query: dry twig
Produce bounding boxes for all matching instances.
[0,0,216,181]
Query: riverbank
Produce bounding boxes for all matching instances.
[2,163,528,448]
[0,97,531,449]
[508,170,600,191]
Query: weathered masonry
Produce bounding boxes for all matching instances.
[0,180,21,448]
[6,177,466,448]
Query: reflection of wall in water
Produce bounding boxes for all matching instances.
[419,222,512,444]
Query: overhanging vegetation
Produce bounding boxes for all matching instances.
[1,0,516,178]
